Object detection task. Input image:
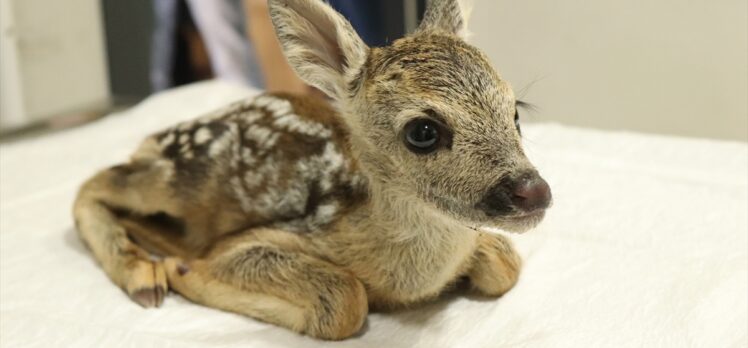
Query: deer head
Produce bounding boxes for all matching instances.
[269,0,551,232]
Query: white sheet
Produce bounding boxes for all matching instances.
[1,81,746,348]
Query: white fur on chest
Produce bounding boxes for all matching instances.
[380,217,478,299]
[327,192,479,304]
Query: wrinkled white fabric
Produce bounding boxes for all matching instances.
[1,81,746,348]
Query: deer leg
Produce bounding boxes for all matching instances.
[164,228,368,340]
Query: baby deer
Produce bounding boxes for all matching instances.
[73,0,551,340]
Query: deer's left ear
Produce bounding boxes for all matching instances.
[269,0,369,100]
[416,0,471,38]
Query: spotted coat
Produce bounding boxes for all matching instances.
[149,93,366,235]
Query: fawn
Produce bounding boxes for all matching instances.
[73,0,552,340]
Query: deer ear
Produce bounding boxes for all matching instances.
[416,0,471,38]
[268,0,369,100]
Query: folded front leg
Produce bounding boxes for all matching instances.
[467,232,522,297]
[164,229,368,340]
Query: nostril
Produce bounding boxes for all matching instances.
[511,177,552,212]
[477,172,552,217]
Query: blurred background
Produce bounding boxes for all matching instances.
[1,0,746,141]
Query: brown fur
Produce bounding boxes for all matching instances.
[73,0,549,340]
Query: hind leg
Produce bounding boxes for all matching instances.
[164,228,368,340]
[74,159,180,307]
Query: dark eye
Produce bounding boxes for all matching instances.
[514,110,521,135]
[404,118,440,153]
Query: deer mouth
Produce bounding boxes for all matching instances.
[495,210,547,233]
[509,210,546,220]
[424,189,547,233]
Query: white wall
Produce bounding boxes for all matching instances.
[0,0,110,130]
[469,0,747,141]
[1,0,26,127]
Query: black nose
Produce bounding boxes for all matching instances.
[477,171,552,216]
[510,173,552,212]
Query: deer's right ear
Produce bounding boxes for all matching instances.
[416,0,470,38]
[268,0,369,100]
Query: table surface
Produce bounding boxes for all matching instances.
[1,81,746,348]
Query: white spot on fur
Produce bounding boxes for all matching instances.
[230,176,252,212]
[320,177,333,191]
[154,159,175,179]
[178,122,193,131]
[179,134,190,145]
[241,109,265,124]
[321,142,344,170]
[244,171,263,188]
[252,95,276,108]
[194,127,212,145]
[159,133,175,147]
[273,113,331,138]
[265,98,293,116]
[275,185,307,214]
[179,141,194,159]
[196,107,231,124]
[241,148,256,166]
[209,124,238,157]
[229,125,243,170]
[245,125,279,150]
[315,203,338,224]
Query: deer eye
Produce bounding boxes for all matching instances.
[404,118,440,153]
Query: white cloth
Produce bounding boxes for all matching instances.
[1,81,746,348]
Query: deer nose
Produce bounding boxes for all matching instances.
[477,171,552,217]
[510,174,552,213]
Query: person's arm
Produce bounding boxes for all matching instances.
[244,0,310,95]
